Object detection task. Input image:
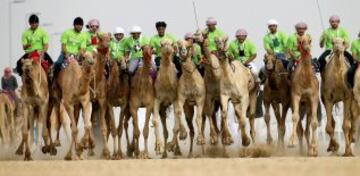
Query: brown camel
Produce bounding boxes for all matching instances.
[152,39,181,158]
[263,53,291,147]
[50,52,95,160]
[89,33,112,159]
[15,58,49,160]
[106,57,130,159]
[168,39,206,157]
[321,38,354,156]
[128,45,155,159]
[288,34,319,156]
[0,92,15,146]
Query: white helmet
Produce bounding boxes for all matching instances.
[267,19,278,26]
[114,27,125,34]
[130,25,142,33]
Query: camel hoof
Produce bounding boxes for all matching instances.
[80,138,89,150]
[140,152,151,159]
[179,130,188,141]
[267,137,273,145]
[64,154,72,161]
[75,144,83,156]
[242,136,251,147]
[116,152,124,159]
[196,136,206,145]
[15,148,23,155]
[50,146,57,156]
[210,136,218,145]
[54,140,61,147]
[87,149,95,157]
[24,151,32,161]
[111,153,118,160]
[155,141,162,155]
[126,146,134,157]
[174,147,182,156]
[222,133,234,146]
[343,152,354,157]
[167,142,176,152]
[327,141,339,152]
[187,152,193,158]
[102,149,111,159]
[161,152,168,159]
[288,140,297,148]
[41,146,50,154]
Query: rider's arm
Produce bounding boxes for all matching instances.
[21,31,31,51]
[1,77,4,90]
[245,53,257,65]
[13,76,18,90]
[320,32,325,48]
[263,35,273,54]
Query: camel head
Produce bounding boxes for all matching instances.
[194,29,205,43]
[215,36,228,52]
[297,34,312,55]
[97,32,111,49]
[203,54,222,78]
[83,52,95,66]
[142,45,152,64]
[160,39,174,58]
[176,40,192,62]
[332,38,345,54]
[264,53,277,71]
[21,59,40,80]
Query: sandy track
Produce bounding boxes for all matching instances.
[0,157,359,176]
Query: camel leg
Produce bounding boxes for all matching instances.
[324,100,338,153]
[248,91,257,144]
[234,102,251,147]
[263,99,272,144]
[130,105,140,158]
[152,99,162,155]
[272,102,282,147]
[220,95,233,145]
[297,118,305,155]
[280,101,290,148]
[289,94,301,148]
[159,107,169,158]
[23,106,32,160]
[107,105,117,159]
[169,97,185,154]
[15,106,28,156]
[343,98,353,156]
[305,108,311,152]
[98,101,110,159]
[206,97,218,145]
[308,97,319,157]
[196,97,206,148]
[184,103,195,158]
[116,105,126,159]
[124,109,133,157]
[63,103,79,160]
[142,105,153,159]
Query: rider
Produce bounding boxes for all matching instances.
[184,32,204,76]
[110,27,126,70]
[347,31,360,87]
[84,19,100,52]
[263,19,288,63]
[227,29,259,80]
[15,14,53,76]
[318,15,353,72]
[52,17,86,79]
[286,22,312,71]
[150,21,177,69]
[124,25,156,75]
[1,67,20,117]
[202,17,227,53]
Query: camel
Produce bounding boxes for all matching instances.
[152,39,181,158]
[106,57,130,159]
[49,52,95,160]
[89,33,112,159]
[321,38,354,156]
[15,58,49,160]
[128,45,155,159]
[167,39,206,157]
[0,92,15,146]
[263,53,291,147]
[288,34,319,156]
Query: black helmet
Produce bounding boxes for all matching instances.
[155,21,167,28]
[73,17,84,26]
[28,14,39,24]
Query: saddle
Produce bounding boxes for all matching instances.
[28,51,51,74]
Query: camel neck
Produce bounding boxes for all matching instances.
[95,52,106,81]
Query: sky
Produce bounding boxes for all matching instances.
[0,0,359,75]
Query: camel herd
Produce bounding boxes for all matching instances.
[1,32,360,161]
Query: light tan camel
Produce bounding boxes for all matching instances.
[0,92,15,146]
[263,53,291,147]
[89,33,112,159]
[152,39,181,158]
[128,45,155,159]
[288,35,319,156]
[321,38,354,156]
[106,57,130,159]
[51,52,95,160]
[168,40,206,157]
[15,58,49,160]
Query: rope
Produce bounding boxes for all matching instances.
[315,0,326,31]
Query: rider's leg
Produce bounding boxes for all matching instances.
[318,50,331,72]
